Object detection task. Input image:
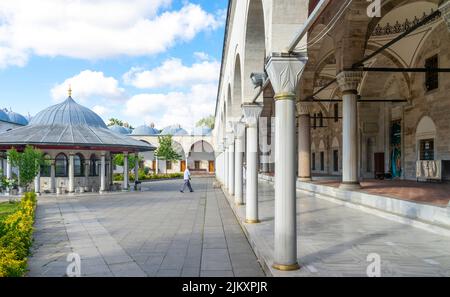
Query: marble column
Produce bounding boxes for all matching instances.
[50,160,56,193]
[123,152,129,191]
[266,54,307,271]
[297,102,312,181]
[135,153,139,183]
[110,156,114,187]
[223,138,229,190]
[337,71,362,189]
[155,156,159,174]
[242,103,263,224]
[5,155,11,194]
[227,131,235,196]
[233,122,246,205]
[100,153,106,193]
[68,153,74,193]
[440,0,450,31]
[34,167,41,194]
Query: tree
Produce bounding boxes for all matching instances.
[107,118,134,130]
[113,153,142,171]
[196,115,215,129]
[155,135,182,173]
[7,146,44,191]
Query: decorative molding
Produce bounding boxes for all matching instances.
[242,104,263,128]
[265,54,308,96]
[440,1,450,31]
[372,9,441,36]
[336,71,362,93]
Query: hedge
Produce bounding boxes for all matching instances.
[113,172,183,182]
[0,192,37,277]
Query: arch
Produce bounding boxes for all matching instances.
[243,0,266,101]
[416,116,437,139]
[55,153,68,177]
[74,153,84,177]
[232,54,243,115]
[172,141,186,160]
[190,140,214,154]
[332,137,339,148]
[416,115,437,161]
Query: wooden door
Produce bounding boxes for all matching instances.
[180,160,186,172]
[209,161,215,173]
[374,152,385,178]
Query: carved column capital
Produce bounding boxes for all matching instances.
[440,0,450,31]
[242,103,263,128]
[336,71,362,93]
[233,122,246,139]
[265,53,308,98]
[296,101,312,115]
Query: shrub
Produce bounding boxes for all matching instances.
[113,172,183,182]
[0,192,37,277]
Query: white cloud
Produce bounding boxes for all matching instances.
[194,51,211,61]
[124,83,217,130]
[0,1,222,67]
[123,58,220,89]
[51,70,126,103]
[92,105,111,117]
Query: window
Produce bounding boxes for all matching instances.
[320,152,325,171]
[89,155,98,176]
[55,153,68,177]
[195,161,200,170]
[74,154,84,177]
[166,161,172,170]
[419,139,434,160]
[312,153,316,171]
[333,150,339,172]
[425,55,438,92]
[313,114,317,129]
[318,112,323,127]
[40,154,51,177]
[334,104,339,122]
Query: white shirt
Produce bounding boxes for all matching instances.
[184,169,190,180]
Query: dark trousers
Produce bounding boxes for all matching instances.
[181,180,193,192]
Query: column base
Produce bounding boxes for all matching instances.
[272,263,300,271]
[298,176,312,182]
[245,219,260,224]
[235,202,245,206]
[339,182,361,190]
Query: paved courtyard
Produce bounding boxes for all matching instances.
[27,178,265,277]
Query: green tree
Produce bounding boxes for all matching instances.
[108,118,124,127]
[113,153,142,171]
[7,146,44,191]
[155,135,182,173]
[196,115,215,129]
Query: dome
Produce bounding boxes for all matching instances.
[0,109,10,122]
[132,125,159,136]
[30,97,107,128]
[109,124,130,135]
[7,111,28,125]
[192,126,212,136]
[160,125,188,136]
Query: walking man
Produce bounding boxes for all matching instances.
[180,167,194,193]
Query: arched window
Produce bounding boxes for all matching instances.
[89,154,98,176]
[74,154,84,177]
[55,153,68,177]
[40,154,51,177]
[319,112,323,127]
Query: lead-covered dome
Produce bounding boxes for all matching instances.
[192,126,212,136]
[7,111,28,125]
[132,125,159,136]
[30,97,107,128]
[0,109,10,122]
[109,124,130,135]
[160,125,188,136]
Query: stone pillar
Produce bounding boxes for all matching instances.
[297,102,312,181]
[84,160,90,189]
[5,155,11,194]
[135,153,139,182]
[233,122,246,205]
[223,138,229,190]
[100,153,106,193]
[34,167,41,194]
[242,103,263,224]
[68,153,74,193]
[440,0,450,32]
[50,160,56,193]
[337,71,362,189]
[266,54,307,271]
[155,156,159,174]
[0,155,3,176]
[123,152,129,191]
[110,156,114,187]
[227,131,235,196]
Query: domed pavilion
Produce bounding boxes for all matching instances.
[0,89,155,194]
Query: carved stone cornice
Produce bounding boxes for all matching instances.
[336,71,362,93]
[233,122,246,139]
[265,54,308,97]
[242,103,263,128]
[440,0,450,31]
[297,101,312,116]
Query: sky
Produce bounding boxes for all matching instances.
[0,0,227,131]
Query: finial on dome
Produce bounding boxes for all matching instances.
[68,85,72,97]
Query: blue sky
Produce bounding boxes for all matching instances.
[0,0,227,131]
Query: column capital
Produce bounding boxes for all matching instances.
[265,53,308,97]
[336,71,362,93]
[233,122,246,139]
[296,101,312,115]
[242,103,263,128]
[440,0,450,31]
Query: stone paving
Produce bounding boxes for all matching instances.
[226,181,450,277]
[27,178,265,277]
